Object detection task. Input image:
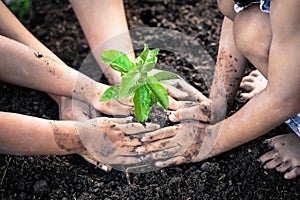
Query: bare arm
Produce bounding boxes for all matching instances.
[0,1,73,104]
[210,0,300,154]
[168,17,248,122]
[70,0,135,85]
[0,35,103,105]
[209,17,248,119]
[137,1,300,166]
[0,112,84,155]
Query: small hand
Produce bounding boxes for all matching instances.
[90,85,134,117]
[78,117,160,166]
[58,96,113,171]
[135,121,221,168]
[169,100,211,122]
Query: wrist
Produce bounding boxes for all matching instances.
[50,121,87,154]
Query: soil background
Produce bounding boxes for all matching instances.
[1,0,300,199]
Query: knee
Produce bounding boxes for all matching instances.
[233,14,271,63]
[217,0,235,20]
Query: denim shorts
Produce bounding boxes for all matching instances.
[285,114,300,138]
[234,0,270,13]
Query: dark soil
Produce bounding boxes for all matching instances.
[1,0,299,199]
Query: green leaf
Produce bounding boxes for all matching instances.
[149,91,158,106]
[101,50,134,73]
[100,85,120,101]
[136,44,159,73]
[134,85,151,122]
[119,69,141,98]
[153,71,179,81]
[146,76,169,110]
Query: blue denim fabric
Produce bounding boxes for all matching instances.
[234,0,270,13]
[285,114,300,138]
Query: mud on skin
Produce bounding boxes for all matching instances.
[49,121,86,153]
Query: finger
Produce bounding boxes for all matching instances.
[119,123,160,134]
[162,83,189,99]
[141,125,179,142]
[249,70,260,77]
[80,154,112,172]
[240,92,255,100]
[168,96,180,110]
[240,82,254,91]
[102,116,133,124]
[169,103,210,122]
[155,156,187,168]
[97,100,134,116]
[241,76,255,84]
[177,80,208,101]
[135,139,172,153]
[151,147,179,160]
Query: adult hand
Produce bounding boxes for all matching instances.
[135,121,222,168]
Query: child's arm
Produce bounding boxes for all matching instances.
[168,17,248,122]
[0,112,84,155]
[70,0,135,85]
[0,35,132,116]
[0,111,159,166]
[137,1,300,166]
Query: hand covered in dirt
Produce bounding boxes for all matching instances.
[164,79,211,122]
[135,121,221,168]
[78,117,160,167]
[78,82,134,117]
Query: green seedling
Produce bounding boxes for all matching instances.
[100,44,179,122]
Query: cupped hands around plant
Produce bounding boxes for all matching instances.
[100,44,180,122]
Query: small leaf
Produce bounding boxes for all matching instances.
[149,91,158,106]
[119,69,141,98]
[136,44,159,73]
[146,76,169,110]
[100,85,120,101]
[101,50,134,73]
[134,85,150,122]
[153,71,179,81]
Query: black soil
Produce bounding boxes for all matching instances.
[1,0,299,199]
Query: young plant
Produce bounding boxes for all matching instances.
[100,44,179,122]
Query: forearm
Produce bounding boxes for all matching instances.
[211,89,299,156]
[70,0,134,84]
[0,1,63,63]
[0,1,70,103]
[209,17,248,117]
[0,112,85,155]
[0,35,106,104]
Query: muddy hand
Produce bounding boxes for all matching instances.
[59,96,91,121]
[161,76,208,102]
[58,96,113,171]
[169,100,211,122]
[148,69,208,103]
[136,120,218,168]
[78,117,160,166]
[90,86,134,117]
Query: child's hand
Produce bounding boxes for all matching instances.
[135,121,220,168]
[78,117,159,166]
[169,100,211,122]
